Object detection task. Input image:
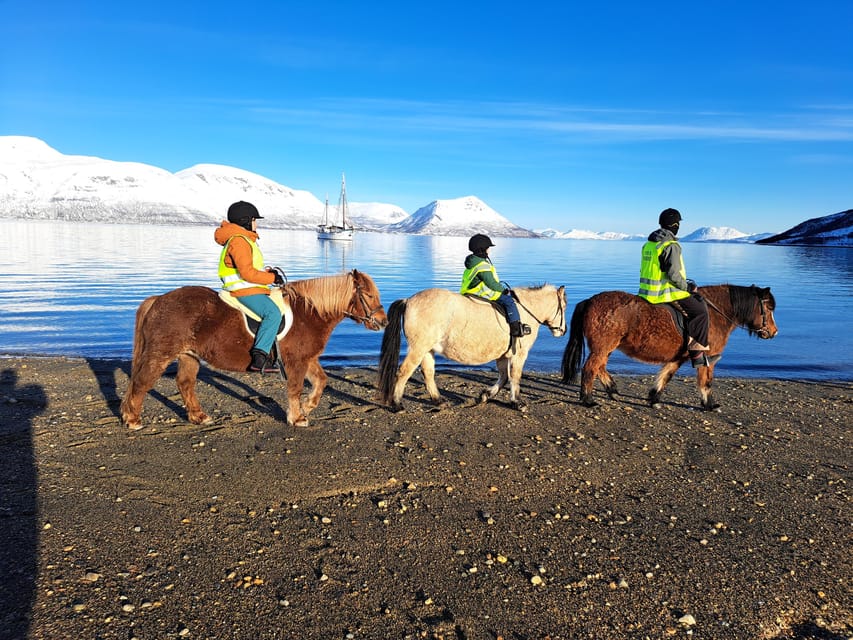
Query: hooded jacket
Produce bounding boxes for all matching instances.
[214,221,275,297]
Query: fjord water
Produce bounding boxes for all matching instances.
[1,219,851,381]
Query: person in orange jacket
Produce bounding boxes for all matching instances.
[214,201,284,372]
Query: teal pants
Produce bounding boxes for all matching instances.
[238,293,282,354]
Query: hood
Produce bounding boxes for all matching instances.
[465,253,488,269]
[215,220,259,247]
[647,228,677,243]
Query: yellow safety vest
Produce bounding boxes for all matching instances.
[218,235,266,292]
[460,260,501,300]
[638,240,690,303]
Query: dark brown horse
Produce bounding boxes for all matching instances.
[120,270,387,430]
[560,284,777,410]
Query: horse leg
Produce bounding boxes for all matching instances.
[580,350,610,407]
[284,362,310,427]
[648,362,680,408]
[120,355,173,431]
[300,357,327,416]
[507,359,529,413]
[480,358,509,405]
[697,364,721,411]
[420,352,446,408]
[389,349,428,412]
[175,354,212,425]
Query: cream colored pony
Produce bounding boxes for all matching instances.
[378,284,566,411]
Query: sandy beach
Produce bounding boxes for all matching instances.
[0,356,850,639]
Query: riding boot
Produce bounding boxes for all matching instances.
[248,348,276,373]
[509,321,532,337]
[689,350,721,368]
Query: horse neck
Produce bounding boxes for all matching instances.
[515,285,554,319]
[703,285,740,329]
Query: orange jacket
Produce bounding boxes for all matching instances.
[214,221,275,297]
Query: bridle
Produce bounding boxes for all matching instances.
[514,288,566,335]
[705,285,773,339]
[344,272,385,329]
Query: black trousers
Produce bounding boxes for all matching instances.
[676,293,710,348]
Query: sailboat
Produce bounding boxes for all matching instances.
[317,173,354,241]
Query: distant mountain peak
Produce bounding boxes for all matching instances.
[388,196,537,237]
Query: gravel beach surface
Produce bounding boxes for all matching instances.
[1,356,850,640]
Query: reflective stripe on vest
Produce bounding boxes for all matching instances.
[460,260,501,300]
[218,235,267,292]
[638,239,691,303]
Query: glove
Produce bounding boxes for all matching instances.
[686,279,697,293]
[268,266,285,286]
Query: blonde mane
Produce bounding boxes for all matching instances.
[285,273,354,318]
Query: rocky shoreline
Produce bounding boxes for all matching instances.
[1,356,850,639]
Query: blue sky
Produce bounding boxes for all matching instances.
[2,1,851,235]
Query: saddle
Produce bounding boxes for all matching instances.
[218,287,295,340]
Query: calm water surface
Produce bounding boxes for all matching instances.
[1,219,851,381]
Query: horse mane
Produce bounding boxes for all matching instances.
[285,273,353,319]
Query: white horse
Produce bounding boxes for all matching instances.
[378,284,566,411]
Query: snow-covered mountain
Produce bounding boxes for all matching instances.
[0,136,324,228]
[0,136,538,236]
[347,202,409,230]
[756,210,853,247]
[681,226,774,243]
[387,196,537,237]
[536,227,644,240]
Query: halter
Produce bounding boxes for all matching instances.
[705,285,773,339]
[344,272,385,329]
[514,288,566,334]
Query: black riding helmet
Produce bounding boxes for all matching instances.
[227,201,263,231]
[468,233,495,256]
[659,208,681,233]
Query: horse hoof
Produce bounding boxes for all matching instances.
[478,392,490,405]
[580,395,597,408]
[189,414,212,426]
[292,417,310,428]
[389,403,405,413]
[650,402,663,410]
[126,421,143,431]
[704,403,721,412]
[510,402,528,413]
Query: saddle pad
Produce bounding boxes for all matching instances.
[218,288,294,339]
[462,293,508,319]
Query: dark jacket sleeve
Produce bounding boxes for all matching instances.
[658,242,689,291]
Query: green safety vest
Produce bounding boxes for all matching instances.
[460,260,501,300]
[638,240,691,303]
[218,235,266,292]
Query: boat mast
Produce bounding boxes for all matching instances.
[337,172,348,228]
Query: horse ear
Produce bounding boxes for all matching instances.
[558,285,565,295]
[351,268,360,278]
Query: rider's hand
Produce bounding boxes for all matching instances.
[686,279,697,293]
[268,267,285,286]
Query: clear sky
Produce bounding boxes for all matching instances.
[2,1,851,235]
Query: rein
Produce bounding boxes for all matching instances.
[344,272,384,328]
[514,288,565,332]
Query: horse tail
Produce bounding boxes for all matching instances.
[129,295,158,377]
[377,298,407,404]
[560,298,589,384]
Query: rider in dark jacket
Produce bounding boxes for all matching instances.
[639,208,719,367]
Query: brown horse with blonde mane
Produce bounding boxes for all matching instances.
[120,270,386,430]
[561,284,777,411]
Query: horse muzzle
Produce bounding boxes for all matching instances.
[757,327,777,339]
